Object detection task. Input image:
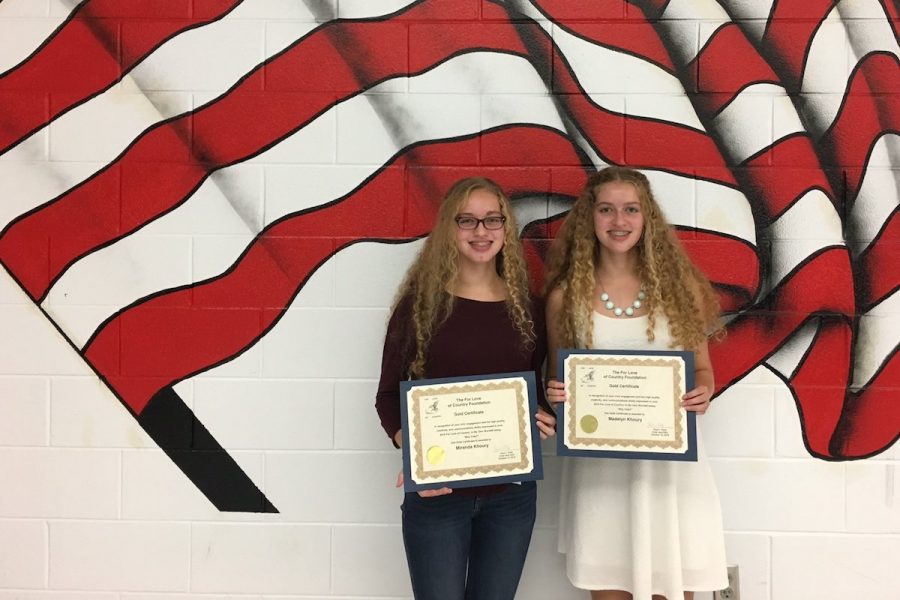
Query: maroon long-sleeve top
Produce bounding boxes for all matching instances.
[376,294,549,447]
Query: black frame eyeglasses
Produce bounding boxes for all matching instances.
[454,215,506,230]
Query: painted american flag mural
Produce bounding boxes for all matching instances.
[0,0,896,513]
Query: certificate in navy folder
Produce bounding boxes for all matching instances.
[400,371,544,492]
[556,349,697,462]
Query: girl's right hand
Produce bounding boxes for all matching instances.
[396,470,453,497]
[547,378,566,405]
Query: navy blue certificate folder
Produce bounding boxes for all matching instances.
[556,349,697,462]
[399,371,544,492]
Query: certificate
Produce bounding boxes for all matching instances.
[399,371,543,492]
[556,349,697,461]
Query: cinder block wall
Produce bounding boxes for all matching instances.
[0,0,897,598]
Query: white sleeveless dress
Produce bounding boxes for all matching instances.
[558,312,728,598]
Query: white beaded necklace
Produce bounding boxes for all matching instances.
[599,288,646,317]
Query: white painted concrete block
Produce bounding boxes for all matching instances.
[0,520,46,588]
[774,384,815,458]
[536,455,563,529]
[801,21,850,94]
[49,521,190,591]
[710,458,845,531]
[48,91,192,162]
[722,533,770,600]
[261,308,387,379]
[193,378,334,450]
[335,93,480,165]
[0,305,90,376]
[0,17,65,73]
[331,525,411,596]
[265,452,402,523]
[846,462,900,533]
[0,270,34,304]
[46,235,192,309]
[0,377,48,446]
[333,380,391,450]
[0,0,50,17]
[205,164,265,230]
[333,240,421,308]
[0,448,118,518]
[407,44,541,95]
[131,22,265,92]
[263,164,382,228]
[772,535,900,598]
[50,376,154,448]
[518,527,582,600]
[190,523,330,594]
[0,593,118,599]
[703,383,775,458]
[122,594,260,600]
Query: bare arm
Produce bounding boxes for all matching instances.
[682,278,717,414]
[693,338,715,392]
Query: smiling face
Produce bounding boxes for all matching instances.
[455,188,505,268]
[593,180,645,257]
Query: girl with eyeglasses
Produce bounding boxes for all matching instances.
[376,177,556,600]
[544,167,728,600]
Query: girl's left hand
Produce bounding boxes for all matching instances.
[535,408,557,440]
[681,385,711,414]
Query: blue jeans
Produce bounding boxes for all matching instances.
[401,481,537,600]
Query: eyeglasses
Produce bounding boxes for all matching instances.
[455,215,506,230]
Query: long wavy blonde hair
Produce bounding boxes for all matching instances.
[545,167,721,350]
[394,177,535,379]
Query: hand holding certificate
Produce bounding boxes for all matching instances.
[399,371,543,492]
[557,349,697,461]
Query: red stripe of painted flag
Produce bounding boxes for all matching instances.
[686,23,782,116]
[713,248,856,387]
[534,0,676,73]
[742,135,836,221]
[880,0,900,39]
[760,0,835,90]
[523,215,760,314]
[0,0,243,155]
[823,53,900,198]
[710,247,856,457]
[83,126,585,414]
[539,26,738,185]
[857,209,900,311]
[0,0,535,301]
[840,351,900,458]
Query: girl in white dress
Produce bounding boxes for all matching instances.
[544,166,728,600]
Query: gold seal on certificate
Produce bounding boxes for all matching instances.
[399,372,543,492]
[557,350,697,461]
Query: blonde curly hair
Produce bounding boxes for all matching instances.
[394,177,535,379]
[545,166,721,350]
